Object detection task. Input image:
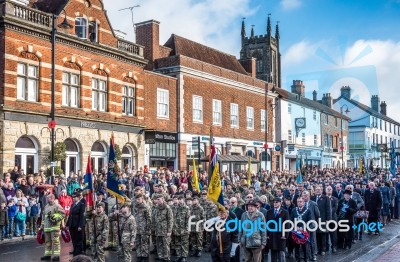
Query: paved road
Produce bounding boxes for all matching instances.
[1,219,399,262]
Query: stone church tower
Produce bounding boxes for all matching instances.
[240,14,281,87]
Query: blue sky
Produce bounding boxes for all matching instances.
[104,0,400,121]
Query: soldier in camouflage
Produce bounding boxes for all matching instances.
[152,193,173,262]
[92,202,109,262]
[133,193,152,262]
[187,196,204,257]
[173,195,191,262]
[109,204,137,262]
[170,195,179,256]
[204,198,218,252]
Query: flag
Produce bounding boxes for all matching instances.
[192,158,200,192]
[83,155,94,210]
[296,159,300,171]
[390,141,396,176]
[358,157,363,173]
[247,156,251,185]
[207,127,224,210]
[106,134,125,202]
[296,172,303,184]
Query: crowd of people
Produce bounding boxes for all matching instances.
[0,164,400,262]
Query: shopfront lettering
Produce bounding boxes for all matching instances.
[80,121,96,129]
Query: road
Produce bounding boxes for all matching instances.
[1,219,399,262]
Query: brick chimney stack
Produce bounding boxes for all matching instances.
[380,101,387,115]
[135,20,160,70]
[371,95,380,112]
[291,80,305,97]
[322,93,333,108]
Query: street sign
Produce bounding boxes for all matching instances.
[50,161,57,167]
[288,144,295,152]
[192,137,200,142]
[275,145,281,151]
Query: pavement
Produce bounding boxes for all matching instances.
[1,219,399,261]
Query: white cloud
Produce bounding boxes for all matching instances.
[280,0,302,10]
[281,40,316,66]
[103,0,256,55]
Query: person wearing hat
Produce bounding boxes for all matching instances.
[337,189,357,249]
[265,197,290,262]
[188,196,204,258]
[152,193,173,261]
[133,193,151,262]
[91,202,109,262]
[239,200,267,262]
[67,192,86,257]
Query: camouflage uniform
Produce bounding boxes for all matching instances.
[133,201,151,261]
[170,202,179,255]
[224,189,235,200]
[152,201,174,260]
[203,201,217,249]
[258,189,274,204]
[41,201,65,259]
[173,202,191,259]
[109,212,137,262]
[92,208,109,262]
[189,202,205,254]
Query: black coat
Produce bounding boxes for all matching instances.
[311,195,332,222]
[364,189,383,218]
[337,198,357,226]
[230,206,244,221]
[305,200,320,221]
[266,208,290,251]
[67,200,86,228]
[333,190,344,200]
[211,215,239,254]
[327,196,339,221]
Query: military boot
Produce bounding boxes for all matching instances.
[52,257,60,261]
[40,256,51,261]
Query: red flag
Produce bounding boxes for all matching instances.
[83,155,94,210]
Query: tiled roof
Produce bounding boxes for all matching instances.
[275,88,351,120]
[163,34,248,75]
[29,0,68,14]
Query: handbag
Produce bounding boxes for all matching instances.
[15,212,27,221]
[355,210,369,219]
[61,228,71,243]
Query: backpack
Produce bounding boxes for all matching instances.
[30,204,39,217]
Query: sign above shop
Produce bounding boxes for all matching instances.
[145,131,178,143]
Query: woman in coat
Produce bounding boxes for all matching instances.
[291,196,312,262]
[379,181,390,226]
[337,190,357,249]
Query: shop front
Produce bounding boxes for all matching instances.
[145,131,178,170]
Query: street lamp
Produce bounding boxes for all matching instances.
[340,104,350,170]
[49,11,72,181]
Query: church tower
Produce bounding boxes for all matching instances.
[240,14,281,87]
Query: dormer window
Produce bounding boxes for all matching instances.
[75,17,88,39]
[89,21,98,43]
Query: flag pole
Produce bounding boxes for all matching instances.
[218,230,223,256]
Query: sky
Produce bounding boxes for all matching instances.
[103,0,400,122]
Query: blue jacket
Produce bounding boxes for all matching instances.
[7,205,17,218]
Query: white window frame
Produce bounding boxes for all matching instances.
[212,99,222,125]
[75,17,88,39]
[62,72,79,107]
[17,63,38,102]
[314,135,318,146]
[192,95,203,123]
[324,114,328,125]
[288,103,292,114]
[88,21,99,43]
[246,106,254,130]
[288,130,292,143]
[122,85,135,116]
[92,78,107,112]
[261,109,266,131]
[230,103,239,127]
[157,88,169,118]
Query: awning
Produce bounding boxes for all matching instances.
[201,155,260,163]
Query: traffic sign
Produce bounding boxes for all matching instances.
[50,161,57,167]
[275,145,281,151]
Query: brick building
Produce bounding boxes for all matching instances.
[0,0,177,175]
[136,20,279,172]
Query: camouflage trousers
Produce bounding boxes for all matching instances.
[171,234,176,252]
[44,231,61,257]
[190,231,203,251]
[93,241,106,262]
[117,243,132,262]
[109,221,118,248]
[204,231,212,247]
[156,235,171,260]
[175,234,189,258]
[135,234,150,258]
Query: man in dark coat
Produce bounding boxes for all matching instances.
[302,191,320,261]
[325,186,338,253]
[364,181,383,235]
[333,184,344,200]
[210,208,238,262]
[266,197,290,262]
[311,185,332,256]
[337,190,357,249]
[67,192,86,256]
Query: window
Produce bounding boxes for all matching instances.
[230,103,239,127]
[313,110,316,120]
[335,117,338,127]
[256,59,263,73]
[150,142,176,158]
[324,134,329,147]
[314,135,318,146]
[324,114,328,125]
[288,130,292,143]
[88,21,98,43]
[62,72,79,107]
[212,99,222,125]
[302,133,305,145]
[75,17,88,39]
[349,132,366,149]
[122,86,135,116]
[261,109,266,131]
[92,78,107,111]
[193,95,203,122]
[246,106,254,129]
[17,63,38,102]
[157,88,169,118]
[288,103,291,114]
[385,121,387,131]
[329,135,333,148]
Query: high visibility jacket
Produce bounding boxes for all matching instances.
[41,202,65,232]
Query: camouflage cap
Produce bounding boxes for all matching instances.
[96,202,105,208]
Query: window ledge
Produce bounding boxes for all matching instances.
[193,120,203,124]
[61,105,82,110]
[212,123,222,126]
[247,128,254,131]
[231,125,239,129]
[157,116,169,120]
[16,99,40,104]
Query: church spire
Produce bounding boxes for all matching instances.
[275,21,280,41]
[251,25,255,38]
[241,18,246,39]
[267,13,271,36]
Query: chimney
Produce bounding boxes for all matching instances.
[239,58,256,78]
[291,80,305,97]
[371,95,380,112]
[380,101,387,115]
[322,93,333,108]
[312,90,317,101]
[340,86,351,99]
[135,20,161,70]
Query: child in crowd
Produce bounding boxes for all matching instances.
[0,202,8,240]
[28,196,40,235]
[7,198,17,239]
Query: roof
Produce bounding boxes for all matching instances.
[201,155,260,163]
[275,88,351,120]
[337,95,400,125]
[163,34,248,75]
[30,0,68,14]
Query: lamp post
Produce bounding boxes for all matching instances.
[50,12,72,181]
[340,104,350,170]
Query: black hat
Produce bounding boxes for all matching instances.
[72,192,80,198]
[344,190,352,195]
[246,200,258,207]
[97,191,104,196]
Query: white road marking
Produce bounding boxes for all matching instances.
[1,251,18,255]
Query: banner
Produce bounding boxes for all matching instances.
[83,155,94,210]
[106,134,125,202]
